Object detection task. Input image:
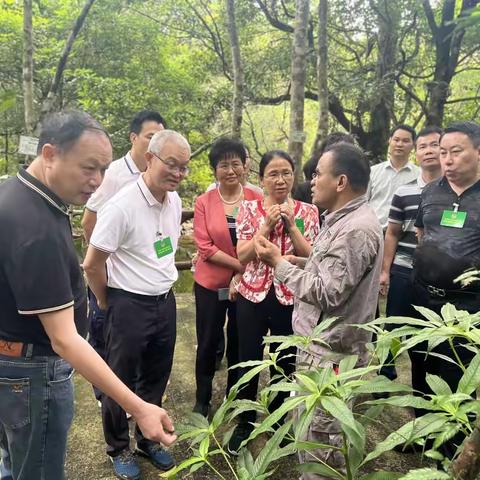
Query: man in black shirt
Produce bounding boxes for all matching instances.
[412,121,480,458]
[0,111,176,480]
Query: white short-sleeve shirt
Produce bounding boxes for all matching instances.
[367,160,419,229]
[90,175,182,295]
[86,152,140,213]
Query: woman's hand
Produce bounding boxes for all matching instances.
[264,204,282,231]
[279,203,295,229]
[229,274,242,301]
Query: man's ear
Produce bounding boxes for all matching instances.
[41,143,56,168]
[337,174,348,192]
[130,132,137,144]
[144,151,153,169]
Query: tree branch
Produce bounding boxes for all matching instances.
[422,0,438,38]
[445,96,480,104]
[255,0,294,33]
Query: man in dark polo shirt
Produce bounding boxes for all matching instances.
[412,120,480,458]
[0,111,176,480]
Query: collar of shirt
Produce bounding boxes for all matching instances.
[320,194,367,229]
[438,176,480,195]
[417,175,427,188]
[385,159,416,172]
[124,151,141,174]
[17,168,69,216]
[136,174,170,207]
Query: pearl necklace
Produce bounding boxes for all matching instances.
[218,184,244,205]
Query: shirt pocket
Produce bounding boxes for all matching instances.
[0,377,31,429]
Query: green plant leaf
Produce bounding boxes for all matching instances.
[248,395,306,443]
[159,456,205,477]
[353,377,411,395]
[364,395,434,410]
[298,461,344,479]
[357,404,384,427]
[440,303,457,324]
[426,374,452,396]
[252,420,293,476]
[397,467,451,480]
[413,306,445,325]
[359,472,403,480]
[339,355,358,374]
[457,352,480,395]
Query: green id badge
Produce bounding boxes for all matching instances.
[440,210,467,228]
[154,237,174,258]
[295,218,305,235]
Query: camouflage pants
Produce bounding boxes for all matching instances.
[295,349,346,480]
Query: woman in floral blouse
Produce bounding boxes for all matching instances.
[228,150,319,454]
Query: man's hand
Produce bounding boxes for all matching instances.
[379,270,390,297]
[254,235,282,267]
[134,402,177,447]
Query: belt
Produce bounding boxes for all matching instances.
[416,279,479,299]
[108,287,172,302]
[0,339,57,358]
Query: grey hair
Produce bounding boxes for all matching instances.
[149,130,191,157]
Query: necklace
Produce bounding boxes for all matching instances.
[218,184,243,205]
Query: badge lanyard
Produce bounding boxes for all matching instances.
[440,201,467,229]
[153,204,174,258]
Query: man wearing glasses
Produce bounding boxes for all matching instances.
[83,130,190,480]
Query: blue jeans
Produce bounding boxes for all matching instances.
[0,354,74,480]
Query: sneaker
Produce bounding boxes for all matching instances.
[136,443,174,471]
[110,450,140,480]
[193,402,210,418]
[227,422,254,456]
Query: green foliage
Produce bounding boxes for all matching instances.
[163,301,480,479]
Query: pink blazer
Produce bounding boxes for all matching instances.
[193,186,263,290]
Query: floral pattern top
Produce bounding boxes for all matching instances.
[236,199,320,305]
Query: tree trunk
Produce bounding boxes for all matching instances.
[450,420,480,480]
[36,0,96,130]
[23,0,34,135]
[366,0,399,162]
[422,0,479,126]
[288,0,310,185]
[310,0,329,161]
[226,0,244,138]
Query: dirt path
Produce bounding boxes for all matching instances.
[65,293,430,479]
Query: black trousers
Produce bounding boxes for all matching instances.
[411,278,477,458]
[102,288,176,456]
[236,287,295,424]
[194,282,239,406]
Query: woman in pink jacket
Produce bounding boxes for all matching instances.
[193,138,263,417]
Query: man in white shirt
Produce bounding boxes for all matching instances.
[83,130,190,480]
[81,110,166,402]
[368,124,419,229]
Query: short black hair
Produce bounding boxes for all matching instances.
[303,157,318,180]
[209,137,247,169]
[443,121,480,148]
[390,124,416,142]
[129,110,167,134]
[37,110,109,155]
[415,126,442,142]
[305,132,356,180]
[324,142,370,192]
[259,150,295,178]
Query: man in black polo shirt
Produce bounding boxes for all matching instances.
[0,111,176,480]
[412,120,480,458]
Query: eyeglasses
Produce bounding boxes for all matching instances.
[265,171,294,180]
[217,161,244,171]
[150,151,189,176]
